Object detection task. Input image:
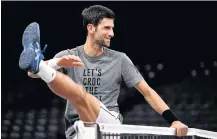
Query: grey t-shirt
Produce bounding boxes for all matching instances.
[54,45,144,138]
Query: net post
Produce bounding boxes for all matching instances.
[192,135,195,139]
[75,121,99,139]
[96,123,102,139]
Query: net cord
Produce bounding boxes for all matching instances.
[74,121,217,139]
[99,123,217,139]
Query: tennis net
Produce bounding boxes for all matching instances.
[74,121,217,139]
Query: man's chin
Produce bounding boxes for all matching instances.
[98,41,110,48]
[104,43,110,47]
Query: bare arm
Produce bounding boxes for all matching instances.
[135,80,188,136]
[135,80,169,114]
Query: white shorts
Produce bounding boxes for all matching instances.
[66,102,122,139]
[96,102,122,124]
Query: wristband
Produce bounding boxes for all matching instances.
[162,109,180,125]
[47,59,61,70]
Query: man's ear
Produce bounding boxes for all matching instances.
[87,24,95,34]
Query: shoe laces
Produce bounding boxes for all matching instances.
[40,44,47,60]
[41,44,47,54]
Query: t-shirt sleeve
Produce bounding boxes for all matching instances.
[121,53,144,87]
[53,50,75,74]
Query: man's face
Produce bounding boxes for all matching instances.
[92,18,114,47]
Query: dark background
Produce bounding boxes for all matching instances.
[2,1,217,139]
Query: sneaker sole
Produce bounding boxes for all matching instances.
[22,22,40,48]
[19,48,35,71]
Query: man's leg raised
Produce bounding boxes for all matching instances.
[19,22,100,122]
[40,60,100,122]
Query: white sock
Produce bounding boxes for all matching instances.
[37,60,57,83]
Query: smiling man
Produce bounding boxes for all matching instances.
[19,5,188,139]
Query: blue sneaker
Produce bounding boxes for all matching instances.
[19,22,46,74]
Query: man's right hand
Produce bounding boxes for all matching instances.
[28,55,84,78]
[56,55,84,67]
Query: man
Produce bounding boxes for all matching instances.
[19,5,188,139]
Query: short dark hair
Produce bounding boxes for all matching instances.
[82,5,115,29]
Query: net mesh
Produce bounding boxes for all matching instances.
[74,121,217,139]
[101,134,206,139]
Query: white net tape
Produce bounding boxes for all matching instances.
[74,121,217,139]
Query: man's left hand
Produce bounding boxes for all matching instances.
[170,121,188,137]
